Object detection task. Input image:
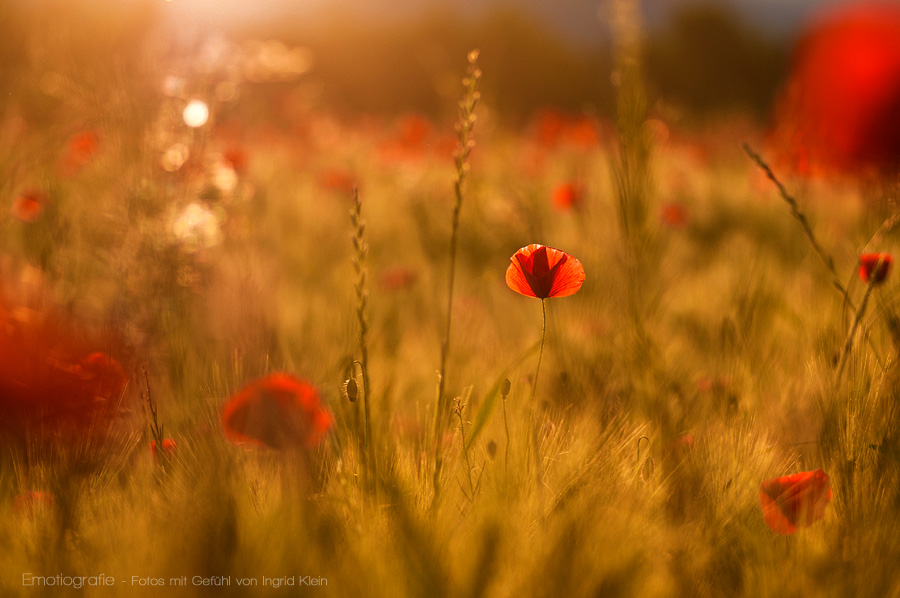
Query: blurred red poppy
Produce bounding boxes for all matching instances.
[533,108,567,149]
[11,189,47,223]
[222,373,333,449]
[317,168,357,194]
[0,300,128,441]
[222,146,249,174]
[771,3,900,174]
[552,182,583,211]
[532,109,601,150]
[506,244,585,299]
[759,468,832,534]
[859,253,893,284]
[60,130,99,175]
[660,202,689,228]
[13,491,53,515]
[378,266,418,292]
[150,438,177,459]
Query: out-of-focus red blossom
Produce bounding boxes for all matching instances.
[378,266,418,292]
[506,244,586,299]
[696,375,732,393]
[667,434,695,462]
[221,373,333,450]
[60,130,99,175]
[377,113,440,163]
[660,202,689,228]
[673,434,694,450]
[433,134,458,161]
[317,168,357,195]
[552,182,583,211]
[567,116,600,148]
[534,108,568,148]
[150,438,177,459]
[13,491,53,515]
[759,469,832,534]
[222,147,249,174]
[0,299,128,441]
[858,253,893,284]
[771,3,900,175]
[11,189,47,223]
[397,113,433,150]
[532,109,600,149]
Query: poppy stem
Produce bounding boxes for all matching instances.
[531,299,548,406]
[529,298,547,492]
[836,270,878,382]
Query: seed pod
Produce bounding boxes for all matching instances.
[343,378,358,403]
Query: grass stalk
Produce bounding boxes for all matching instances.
[432,50,481,506]
[743,144,884,369]
[743,144,854,309]
[454,396,475,499]
[350,188,375,491]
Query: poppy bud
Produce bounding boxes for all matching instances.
[859,253,892,284]
[500,378,511,397]
[343,378,358,403]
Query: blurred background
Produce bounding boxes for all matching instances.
[0,0,884,127]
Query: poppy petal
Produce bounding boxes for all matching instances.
[547,254,585,297]
[506,257,540,298]
[222,373,332,450]
[759,469,832,534]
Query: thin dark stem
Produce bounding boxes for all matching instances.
[742,144,855,311]
[836,274,878,382]
[529,299,547,493]
[501,389,511,484]
[743,143,885,369]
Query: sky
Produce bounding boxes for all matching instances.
[159,0,872,43]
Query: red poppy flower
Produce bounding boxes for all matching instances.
[378,266,418,292]
[150,438,177,459]
[221,373,333,449]
[0,300,128,441]
[13,491,53,515]
[506,244,585,299]
[771,3,900,174]
[859,253,892,284]
[533,108,567,149]
[317,168,357,194]
[60,130,99,175]
[552,182,583,211]
[221,146,248,174]
[11,189,47,223]
[660,202,688,228]
[759,469,832,534]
